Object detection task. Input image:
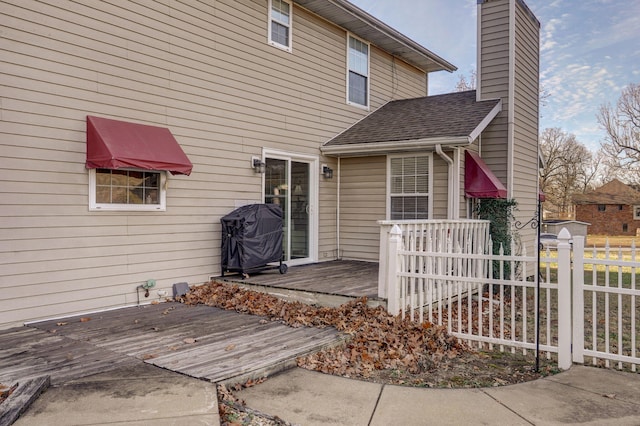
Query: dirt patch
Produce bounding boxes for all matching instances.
[182,281,559,426]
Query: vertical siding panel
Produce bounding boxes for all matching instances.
[432,154,449,219]
[478,0,539,250]
[512,0,540,248]
[338,157,386,261]
[478,1,510,184]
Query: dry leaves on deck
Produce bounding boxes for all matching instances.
[183,281,469,379]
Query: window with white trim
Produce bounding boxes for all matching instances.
[269,0,292,52]
[634,205,640,220]
[89,168,166,211]
[347,34,369,107]
[389,155,431,220]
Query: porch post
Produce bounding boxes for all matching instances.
[386,225,402,316]
[557,227,573,370]
[572,235,585,364]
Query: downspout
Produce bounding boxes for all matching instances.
[336,157,341,260]
[435,144,455,219]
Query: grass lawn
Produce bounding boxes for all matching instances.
[586,235,639,248]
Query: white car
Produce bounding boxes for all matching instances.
[539,233,572,250]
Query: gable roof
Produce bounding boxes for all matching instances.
[293,0,456,73]
[320,90,502,156]
[573,179,640,205]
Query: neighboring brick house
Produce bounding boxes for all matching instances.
[573,179,640,236]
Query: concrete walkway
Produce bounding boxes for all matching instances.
[5,355,640,426]
[12,364,219,426]
[237,366,640,425]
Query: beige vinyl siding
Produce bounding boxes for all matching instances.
[319,160,338,260]
[478,0,539,251]
[511,0,540,249]
[338,157,386,261]
[432,153,450,219]
[478,0,510,184]
[371,47,427,102]
[0,0,426,328]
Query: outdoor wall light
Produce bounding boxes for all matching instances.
[252,157,266,174]
[322,165,333,179]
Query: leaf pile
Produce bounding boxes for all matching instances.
[183,281,468,378]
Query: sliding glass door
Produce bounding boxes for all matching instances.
[264,154,316,264]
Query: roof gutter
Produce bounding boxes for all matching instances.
[293,0,456,73]
[328,0,456,71]
[321,136,472,157]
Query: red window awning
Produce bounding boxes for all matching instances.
[86,115,193,176]
[464,150,507,199]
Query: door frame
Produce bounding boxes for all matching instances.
[262,149,319,265]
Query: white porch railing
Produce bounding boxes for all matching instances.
[378,220,490,299]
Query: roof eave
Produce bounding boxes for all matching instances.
[320,136,471,157]
[292,0,457,73]
[469,99,502,142]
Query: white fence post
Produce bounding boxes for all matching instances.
[386,225,402,316]
[378,224,390,299]
[557,227,573,370]
[572,235,585,364]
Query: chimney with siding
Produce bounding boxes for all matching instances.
[476,0,540,247]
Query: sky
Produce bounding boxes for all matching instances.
[348,0,640,152]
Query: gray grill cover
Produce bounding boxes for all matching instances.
[221,204,283,273]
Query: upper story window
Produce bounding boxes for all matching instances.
[634,206,640,220]
[89,168,166,211]
[269,0,292,52]
[388,155,432,220]
[598,204,606,212]
[347,34,369,108]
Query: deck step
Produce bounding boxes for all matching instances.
[224,279,387,310]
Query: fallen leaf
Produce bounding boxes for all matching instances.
[56,322,68,326]
[151,301,159,305]
[183,338,197,344]
[604,393,616,399]
[225,344,236,351]
[80,317,91,323]
[142,354,157,360]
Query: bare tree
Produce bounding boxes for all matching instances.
[598,83,640,184]
[455,69,476,92]
[578,149,606,192]
[540,128,592,217]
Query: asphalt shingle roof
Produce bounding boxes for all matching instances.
[573,179,640,204]
[324,90,501,147]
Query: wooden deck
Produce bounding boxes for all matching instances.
[0,261,376,388]
[0,303,343,386]
[220,260,383,307]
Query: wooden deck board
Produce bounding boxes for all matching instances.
[14,302,343,385]
[1,266,368,386]
[222,260,379,298]
[0,327,139,385]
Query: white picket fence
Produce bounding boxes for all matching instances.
[380,223,640,372]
